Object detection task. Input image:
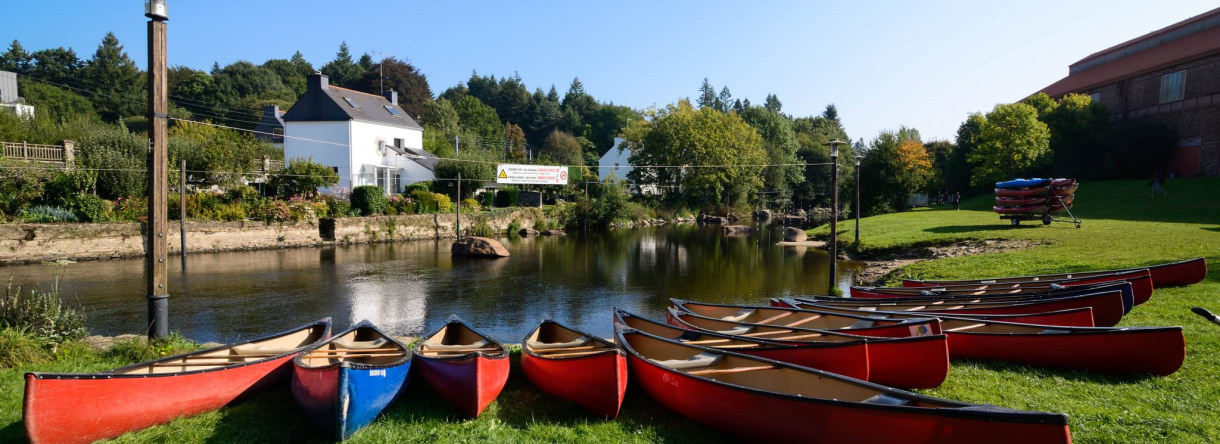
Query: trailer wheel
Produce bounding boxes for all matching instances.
[1010,219,1020,227]
[1042,214,1052,225]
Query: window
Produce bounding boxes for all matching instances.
[384,105,401,116]
[394,138,404,148]
[272,127,283,141]
[1089,92,1101,103]
[343,97,360,108]
[331,166,339,174]
[392,172,402,194]
[1160,71,1185,103]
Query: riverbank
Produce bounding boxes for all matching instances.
[813,177,1220,443]
[0,209,546,265]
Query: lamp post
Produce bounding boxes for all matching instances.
[824,139,846,295]
[145,0,170,340]
[854,154,863,245]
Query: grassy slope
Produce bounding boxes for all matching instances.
[817,178,1220,443]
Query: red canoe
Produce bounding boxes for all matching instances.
[854,273,1152,305]
[995,196,1048,206]
[995,186,1051,197]
[24,319,331,444]
[799,289,1128,327]
[521,320,627,418]
[667,308,948,389]
[993,204,1047,214]
[614,309,870,381]
[413,316,510,418]
[670,299,943,336]
[903,257,1206,288]
[932,316,1185,375]
[773,298,1097,328]
[618,329,1072,444]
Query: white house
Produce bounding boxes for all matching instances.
[599,137,659,194]
[283,72,435,195]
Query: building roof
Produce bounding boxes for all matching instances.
[397,145,439,172]
[1036,7,1220,98]
[283,73,423,130]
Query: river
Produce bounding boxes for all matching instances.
[2,223,857,343]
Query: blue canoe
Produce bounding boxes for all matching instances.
[996,178,1053,189]
[292,320,411,440]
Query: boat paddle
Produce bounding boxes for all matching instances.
[1192,307,1220,327]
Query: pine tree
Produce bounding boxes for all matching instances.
[697,78,716,109]
[80,32,143,121]
[764,94,782,113]
[717,86,733,113]
[320,42,364,88]
[0,40,33,74]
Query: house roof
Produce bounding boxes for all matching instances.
[1035,7,1220,98]
[283,73,423,130]
[399,145,439,172]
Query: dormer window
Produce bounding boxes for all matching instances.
[384,105,401,116]
[343,97,360,108]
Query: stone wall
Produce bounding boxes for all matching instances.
[0,209,545,265]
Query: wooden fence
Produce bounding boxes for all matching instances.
[2,141,73,164]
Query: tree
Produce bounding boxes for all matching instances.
[856,129,926,214]
[951,113,985,192]
[763,94,782,113]
[17,79,96,121]
[623,100,767,209]
[895,139,933,194]
[923,139,957,193]
[433,148,499,200]
[79,33,143,122]
[697,78,716,110]
[269,157,340,198]
[0,40,33,74]
[320,42,364,88]
[505,122,527,160]
[561,77,595,132]
[739,106,802,205]
[526,88,563,144]
[717,87,733,113]
[355,57,433,119]
[422,98,460,135]
[451,95,503,142]
[29,47,82,85]
[543,130,584,165]
[262,52,314,97]
[1038,93,1108,177]
[169,120,274,187]
[968,103,1051,187]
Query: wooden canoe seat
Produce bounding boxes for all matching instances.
[420,340,489,352]
[717,325,753,335]
[861,393,912,406]
[721,309,755,322]
[230,344,296,356]
[526,337,590,351]
[333,338,389,350]
[652,352,721,370]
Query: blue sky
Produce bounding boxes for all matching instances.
[3,0,1216,142]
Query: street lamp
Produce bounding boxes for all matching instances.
[145,0,170,339]
[145,0,168,20]
[854,154,863,245]
[824,139,847,296]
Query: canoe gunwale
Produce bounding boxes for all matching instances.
[614,309,870,351]
[617,328,1069,425]
[904,257,1204,286]
[671,299,934,323]
[293,320,412,371]
[521,319,624,361]
[412,317,509,363]
[26,318,332,381]
[667,306,941,337]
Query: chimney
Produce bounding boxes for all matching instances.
[383,90,398,105]
[262,105,280,117]
[308,71,329,91]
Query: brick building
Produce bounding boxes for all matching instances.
[1035,7,1220,177]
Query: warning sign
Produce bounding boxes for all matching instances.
[495,164,569,185]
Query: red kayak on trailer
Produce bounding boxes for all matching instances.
[667,308,949,389]
[413,316,510,418]
[617,329,1072,444]
[772,298,1098,328]
[993,204,1046,214]
[902,257,1207,288]
[670,299,943,336]
[995,196,1048,206]
[614,309,870,381]
[798,289,1129,327]
[24,319,331,444]
[521,320,626,418]
[854,273,1151,306]
[995,186,1052,197]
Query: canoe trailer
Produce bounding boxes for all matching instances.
[1000,195,1082,228]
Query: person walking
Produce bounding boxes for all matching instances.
[953,191,961,210]
[1149,171,1168,198]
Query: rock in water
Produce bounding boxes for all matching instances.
[451,237,510,257]
[784,227,807,242]
[723,225,752,235]
[518,228,540,236]
[541,229,566,236]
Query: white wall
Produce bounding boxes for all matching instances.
[284,121,351,190]
[599,137,631,182]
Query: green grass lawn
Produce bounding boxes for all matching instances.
[0,178,1215,443]
[817,177,1220,443]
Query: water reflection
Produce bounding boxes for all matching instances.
[1,223,857,343]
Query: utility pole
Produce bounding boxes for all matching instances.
[854,154,862,245]
[824,139,846,296]
[455,135,461,238]
[179,158,186,263]
[145,0,170,340]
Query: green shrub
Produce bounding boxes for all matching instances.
[0,327,50,368]
[388,194,413,215]
[105,332,199,363]
[69,194,112,222]
[461,198,481,212]
[0,160,53,218]
[483,191,494,208]
[113,196,146,221]
[270,157,339,199]
[324,195,351,218]
[403,181,431,195]
[213,203,248,222]
[410,189,437,212]
[223,185,261,207]
[507,218,523,235]
[21,206,78,223]
[43,169,98,207]
[466,215,496,237]
[0,285,87,345]
[434,193,453,212]
[494,187,519,207]
[351,186,388,216]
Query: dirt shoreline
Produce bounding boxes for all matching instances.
[848,239,1042,286]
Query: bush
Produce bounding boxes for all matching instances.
[466,215,496,237]
[113,195,146,221]
[286,195,327,221]
[434,193,453,212]
[0,285,87,345]
[270,157,339,199]
[0,160,53,218]
[0,327,50,368]
[21,206,78,223]
[507,218,523,235]
[403,181,432,195]
[69,194,112,222]
[494,187,519,208]
[323,195,352,218]
[387,195,413,215]
[42,169,98,207]
[351,186,388,216]
[223,185,261,207]
[105,332,199,362]
[410,189,438,213]
[212,203,248,222]
[461,198,481,212]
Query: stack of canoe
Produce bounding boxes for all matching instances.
[994,178,1077,215]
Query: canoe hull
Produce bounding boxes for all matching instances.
[813,290,1127,327]
[855,335,949,389]
[947,328,1185,375]
[292,362,411,440]
[626,351,1069,444]
[415,355,509,418]
[521,350,627,418]
[902,257,1205,288]
[25,357,294,444]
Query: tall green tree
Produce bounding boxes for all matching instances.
[951,113,985,192]
[262,51,314,97]
[452,95,503,142]
[355,57,433,119]
[968,103,1051,186]
[320,42,364,88]
[79,32,143,122]
[739,106,802,205]
[543,130,584,165]
[697,78,716,110]
[28,47,82,85]
[1038,93,1108,177]
[763,94,782,113]
[857,128,926,214]
[0,40,33,74]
